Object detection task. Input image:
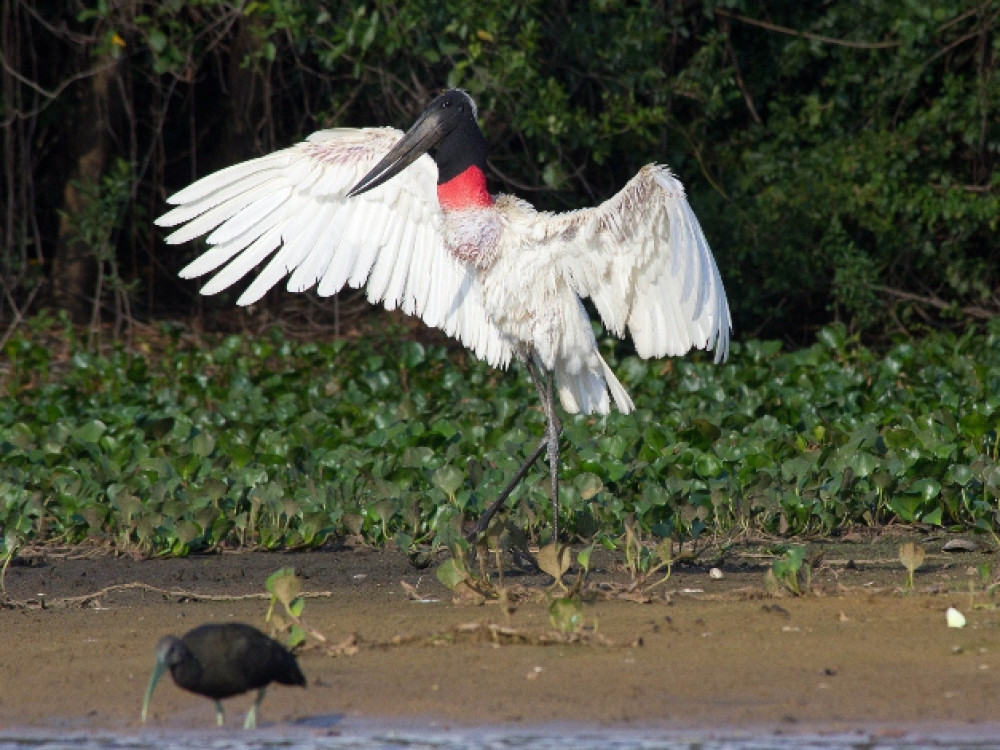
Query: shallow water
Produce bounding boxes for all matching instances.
[2,724,998,750]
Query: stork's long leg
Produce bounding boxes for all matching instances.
[529,359,562,542]
[468,438,546,539]
[469,356,562,541]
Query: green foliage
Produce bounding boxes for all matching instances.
[536,542,573,588]
[548,595,583,634]
[768,545,809,596]
[701,1,1000,336]
[6,2,997,340]
[1,320,1000,556]
[264,568,306,649]
[620,518,673,591]
[59,158,140,337]
[265,567,306,649]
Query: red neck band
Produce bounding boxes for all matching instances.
[437,166,492,210]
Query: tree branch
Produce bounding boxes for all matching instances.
[715,9,900,50]
[871,284,997,321]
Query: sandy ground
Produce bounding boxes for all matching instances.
[1,534,999,737]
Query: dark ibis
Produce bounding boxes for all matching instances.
[158,89,731,539]
[140,623,305,729]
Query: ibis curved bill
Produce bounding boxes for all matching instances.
[159,89,732,539]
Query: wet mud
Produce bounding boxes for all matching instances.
[1,534,998,737]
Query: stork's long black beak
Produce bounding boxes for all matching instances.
[349,89,480,198]
[348,104,449,198]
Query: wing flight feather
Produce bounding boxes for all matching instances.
[547,165,731,363]
[160,128,511,367]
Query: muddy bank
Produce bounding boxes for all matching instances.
[1,536,998,735]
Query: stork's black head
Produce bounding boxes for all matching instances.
[349,89,488,197]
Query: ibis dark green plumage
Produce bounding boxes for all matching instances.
[141,623,305,729]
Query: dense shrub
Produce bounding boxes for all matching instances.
[1,1,996,340]
[2,321,998,555]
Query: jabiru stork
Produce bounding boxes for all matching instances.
[159,89,731,541]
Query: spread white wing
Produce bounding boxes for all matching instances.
[157,127,512,368]
[545,165,731,363]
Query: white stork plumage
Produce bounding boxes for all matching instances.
[159,89,731,540]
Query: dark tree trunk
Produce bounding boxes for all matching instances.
[219,18,267,167]
[50,55,118,323]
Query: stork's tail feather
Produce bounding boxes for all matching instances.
[554,355,634,416]
[600,356,635,415]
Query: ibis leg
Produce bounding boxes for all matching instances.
[215,700,225,727]
[244,687,266,729]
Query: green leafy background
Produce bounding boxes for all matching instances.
[2,2,998,556]
[3,320,998,556]
[4,1,997,339]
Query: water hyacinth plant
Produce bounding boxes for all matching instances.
[1,319,999,557]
